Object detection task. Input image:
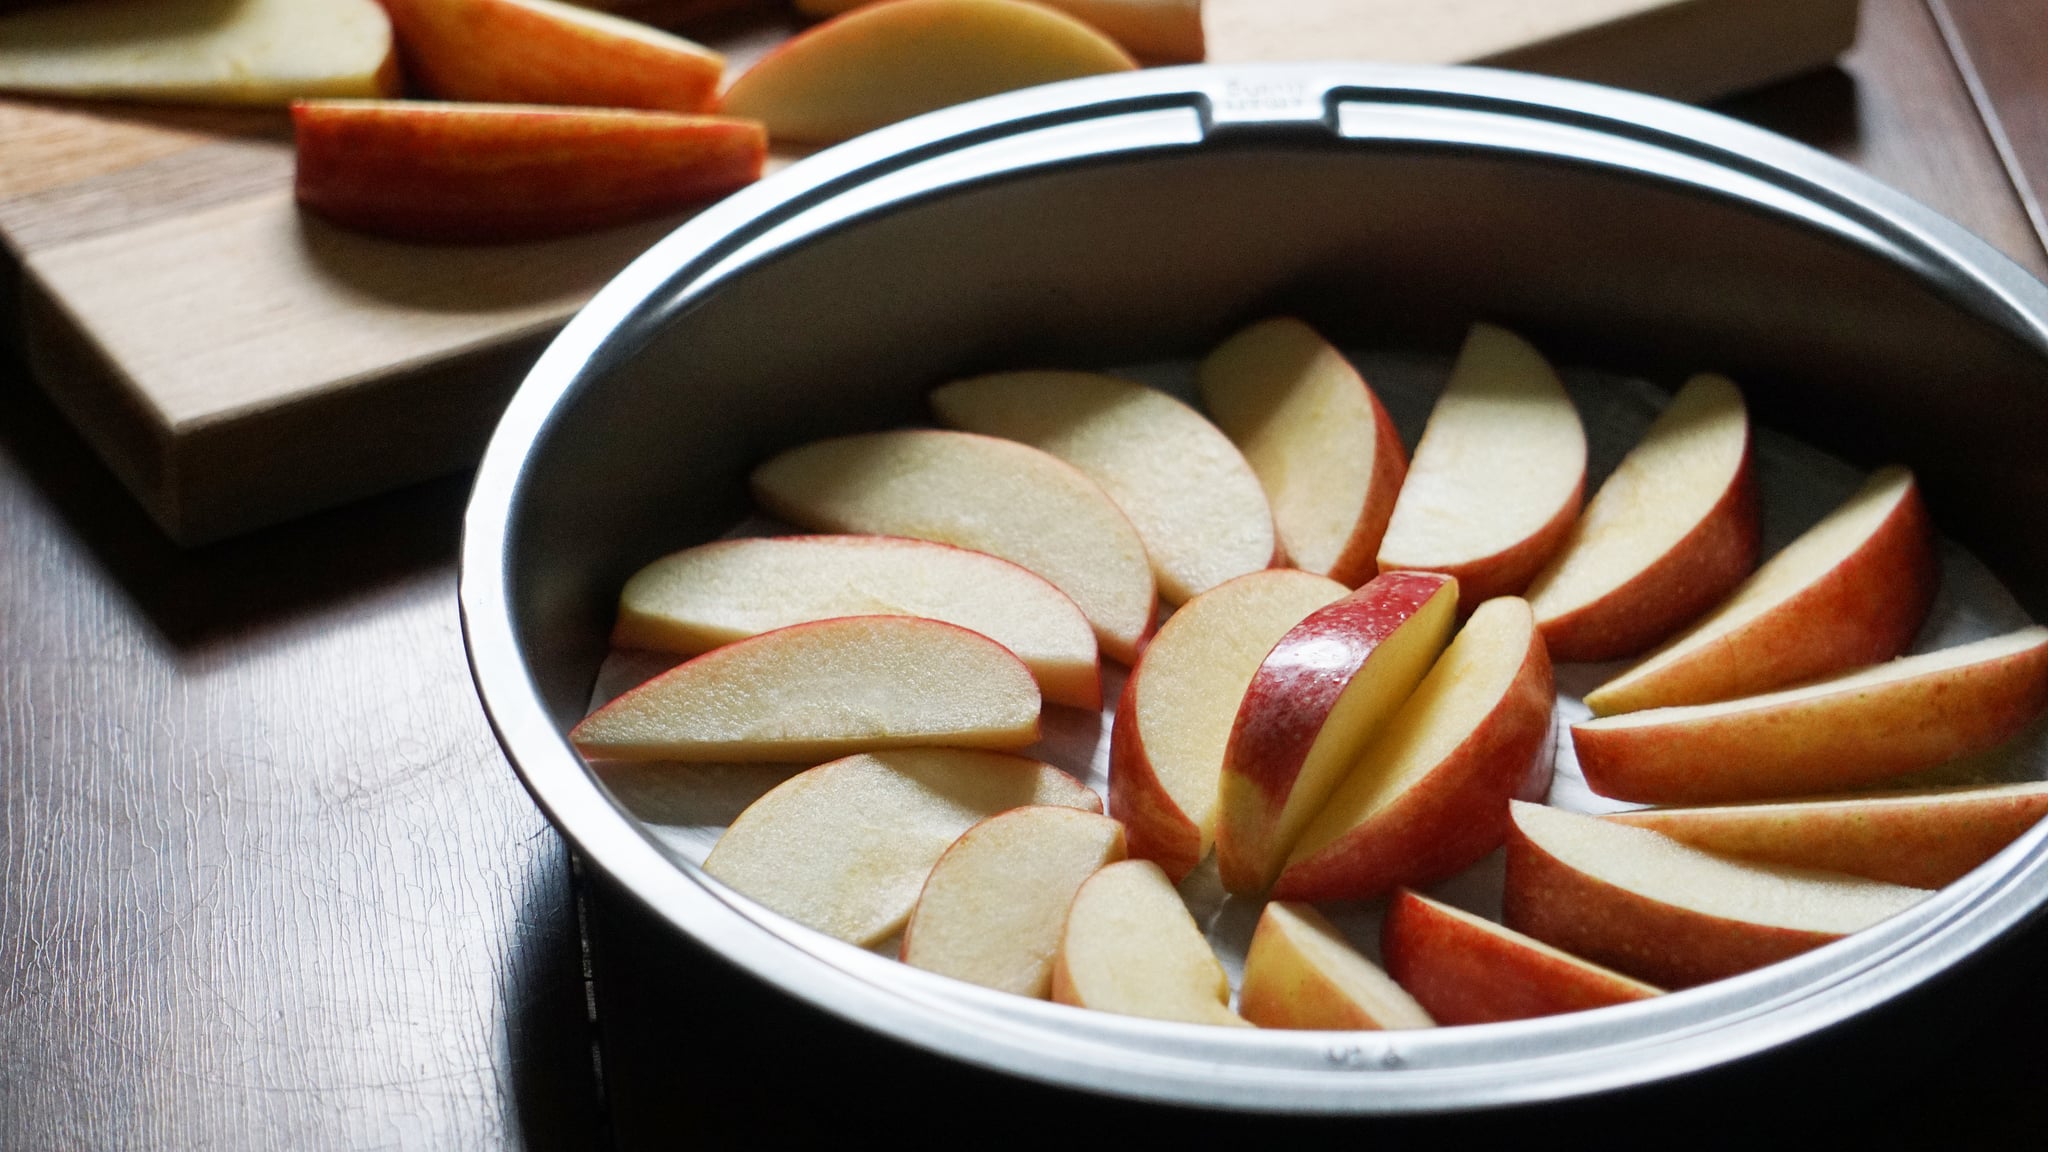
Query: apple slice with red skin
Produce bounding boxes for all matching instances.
[1273,596,1555,902]
[1525,373,1761,662]
[1214,570,1458,895]
[1381,888,1661,1025]
[1198,317,1407,587]
[1050,860,1248,1027]
[1574,627,2048,803]
[1604,780,2048,889]
[719,0,1136,145]
[380,0,724,112]
[571,615,1040,761]
[1109,568,1347,881]
[292,100,764,242]
[1376,324,1587,603]
[1238,901,1435,1031]
[1503,800,1931,988]
[794,0,1205,62]
[614,534,1101,709]
[1584,465,1937,716]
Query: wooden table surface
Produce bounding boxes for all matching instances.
[5,1,2048,1146]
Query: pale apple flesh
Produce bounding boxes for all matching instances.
[931,370,1277,605]
[1051,860,1248,1027]
[1273,596,1555,902]
[1197,316,1408,586]
[1525,373,1761,662]
[570,615,1041,761]
[793,0,1205,61]
[614,534,1102,709]
[703,750,1099,947]
[1237,901,1435,1031]
[1381,888,1661,1025]
[1109,569,1347,881]
[900,805,1127,997]
[1377,323,1587,603]
[1574,627,2048,803]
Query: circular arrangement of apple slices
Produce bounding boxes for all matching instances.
[576,317,2048,1034]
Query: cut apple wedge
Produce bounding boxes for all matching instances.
[1237,901,1435,1031]
[1377,323,1587,603]
[381,0,723,112]
[750,430,1155,664]
[1051,860,1248,1027]
[570,615,1040,761]
[702,749,1098,947]
[1525,374,1761,662]
[1109,568,1347,881]
[1197,317,1407,587]
[1605,781,2048,889]
[794,0,1205,61]
[1574,627,2048,803]
[931,371,1276,605]
[1381,889,1661,1025]
[1584,465,1937,716]
[292,100,765,243]
[1214,571,1459,894]
[719,0,1137,145]
[1273,596,1555,902]
[901,805,1126,997]
[1503,800,1932,988]
[614,535,1101,709]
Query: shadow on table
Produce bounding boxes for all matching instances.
[1717,65,1861,153]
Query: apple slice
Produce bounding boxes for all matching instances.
[1584,466,1937,716]
[931,371,1276,605]
[380,0,724,113]
[901,805,1127,997]
[1376,324,1587,603]
[794,0,1205,62]
[1525,374,1761,662]
[614,535,1101,709]
[1109,569,1347,881]
[1503,800,1931,988]
[570,615,1040,761]
[751,430,1155,664]
[702,749,1098,947]
[1380,889,1661,1025]
[719,0,1137,146]
[1273,596,1555,902]
[1214,571,1459,894]
[292,100,765,243]
[1574,627,2048,803]
[1050,860,1248,1027]
[1605,781,2048,889]
[1197,317,1407,587]
[0,0,397,105]
[1237,901,1435,1031]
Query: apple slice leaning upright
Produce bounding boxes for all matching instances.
[1237,901,1436,1031]
[1051,860,1249,1027]
[380,0,725,112]
[794,0,1206,61]
[1381,888,1662,1025]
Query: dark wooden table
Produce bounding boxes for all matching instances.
[4,1,2047,1146]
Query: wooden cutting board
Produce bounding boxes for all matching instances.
[0,0,1858,544]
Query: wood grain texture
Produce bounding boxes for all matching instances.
[1928,0,2048,262]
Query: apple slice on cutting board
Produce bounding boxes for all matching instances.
[1273,596,1555,902]
[614,534,1101,709]
[1525,373,1761,662]
[1376,323,1587,603]
[380,0,724,112]
[901,805,1126,997]
[702,749,1098,947]
[1237,901,1435,1031]
[1584,465,1937,716]
[751,430,1156,664]
[931,371,1276,605]
[1198,317,1407,587]
[571,615,1041,761]
[1051,860,1248,1027]
[1573,626,2048,803]
[1215,570,1459,894]
[1381,888,1662,1025]
[793,0,1205,62]
[1503,800,1932,988]
[1109,568,1347,881]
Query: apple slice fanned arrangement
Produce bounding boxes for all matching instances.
[574,316,2048,1032]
